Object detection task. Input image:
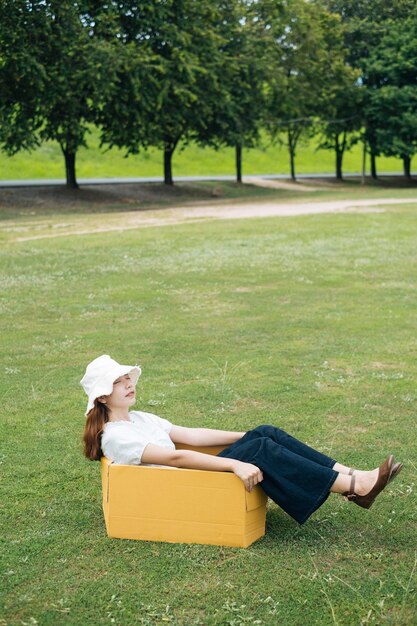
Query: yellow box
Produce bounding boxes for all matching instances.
[101,443,268,547]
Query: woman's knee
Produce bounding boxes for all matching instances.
[246,436,282,467]
[253,424,283,437]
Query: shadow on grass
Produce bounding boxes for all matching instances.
[0,176,415,221]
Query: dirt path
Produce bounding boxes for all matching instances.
[6,196,416,242]
[242,176,324,191]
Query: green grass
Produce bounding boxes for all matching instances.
[1,196,416,625]
[0,125,412,180]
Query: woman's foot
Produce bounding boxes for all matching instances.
[348,460,403,489]
[343,455,396,509]
[353,468,382,496]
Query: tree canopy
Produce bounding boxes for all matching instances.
[0,0,415,187]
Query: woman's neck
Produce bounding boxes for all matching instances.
[108,409,131,422]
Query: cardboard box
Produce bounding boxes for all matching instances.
[101,443,268,547]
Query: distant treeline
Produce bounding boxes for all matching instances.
[0,1,416,188]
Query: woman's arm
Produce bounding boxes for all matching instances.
[142,443,236,471]
[141,443,263,492]
[169,425,246,447]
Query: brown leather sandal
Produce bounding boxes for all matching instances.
[389,461,403,483]
[342,455,394,509]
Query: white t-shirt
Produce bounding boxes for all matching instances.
[101,410,176,467]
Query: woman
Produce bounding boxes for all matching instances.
[81,355,403,526]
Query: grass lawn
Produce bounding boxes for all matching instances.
[1,190,416,625]
[0,125,413,181]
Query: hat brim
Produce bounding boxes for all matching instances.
[85,364,141,416]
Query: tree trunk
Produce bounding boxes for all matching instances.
[288,130,296,181]
[370,150,377,179]
[164,147,174,185]
[236,144,242,183]
[335,151,343,180]
[361,138,366,185]
[402,154,411,179]
[63,149,79,189]
[290,151,296,180]
[335,133,346,181]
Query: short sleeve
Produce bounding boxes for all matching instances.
[140,411,173,433]
[101,425,149,465]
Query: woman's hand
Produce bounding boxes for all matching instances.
[231,460,264,492]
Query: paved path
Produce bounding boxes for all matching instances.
[7,196,416,242]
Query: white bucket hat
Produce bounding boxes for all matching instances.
[80,354,142,416]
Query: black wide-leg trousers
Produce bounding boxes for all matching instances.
[216,424,339,525]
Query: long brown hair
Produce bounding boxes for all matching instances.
[83,399,110,461]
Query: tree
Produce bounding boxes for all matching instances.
[323,0,416,178]
[193,0,278,183]
[0,1,46,157]
[39,2,121,188]
[0,1,120,188]
[365,10,417,177]
[94,0,228,185]
[265,0,347,180]
[315,60,362,180]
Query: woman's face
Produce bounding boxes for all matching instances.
[101,374,136,412]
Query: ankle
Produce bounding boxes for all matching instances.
[355,472,375,496]
[333,462,352,473]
